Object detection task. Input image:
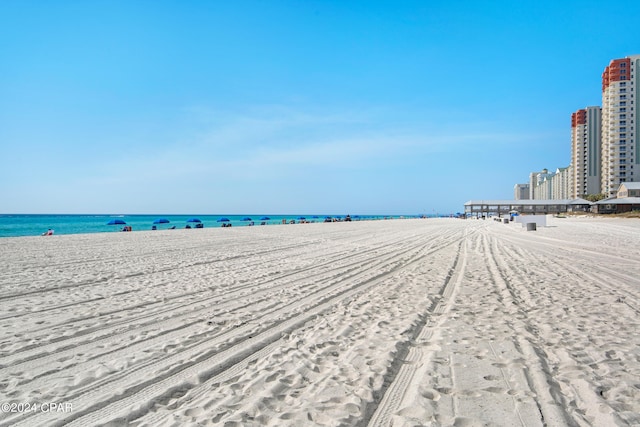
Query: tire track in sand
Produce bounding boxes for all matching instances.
[364,228,470,426]
[2,226,464,426]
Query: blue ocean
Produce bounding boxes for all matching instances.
[0,214,400,238]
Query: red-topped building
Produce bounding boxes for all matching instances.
[571,107,601,197]
[602,58,631,92]
[601,55,640,197]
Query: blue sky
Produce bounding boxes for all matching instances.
[1,1,639,215]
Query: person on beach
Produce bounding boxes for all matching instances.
[42,229,54,236]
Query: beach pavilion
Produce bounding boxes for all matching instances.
[463,198,592,218]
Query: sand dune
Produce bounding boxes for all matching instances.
[1,217,639,426]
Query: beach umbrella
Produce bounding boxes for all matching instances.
[260,216,270,221]
[217,217,230,222]
[242,217,252,221]
[153,218,170,224]
[107,219,126,225]
[187,218,202,223]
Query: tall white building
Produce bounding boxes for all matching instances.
[551,166,572,200]
[601,55,640,197]
[528,167,571,200]
[571,107,601,197]
[529,169,552,200]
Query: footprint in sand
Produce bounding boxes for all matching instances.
[483,374,501,381]
[265,372,280,383]
[436,387,453,395]
[419,387,441,401]
[183,407,204,417]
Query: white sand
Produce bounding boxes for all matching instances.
[1,217,640,426]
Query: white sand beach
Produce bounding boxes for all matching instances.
[1,217,640,426]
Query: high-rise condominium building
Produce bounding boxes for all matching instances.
[571,106,601,197]
[601,55,640,197]
[529,169,551,200]
[514,183,530,200]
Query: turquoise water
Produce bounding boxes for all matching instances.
[0,214,404,238]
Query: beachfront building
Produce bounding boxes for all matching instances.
[593,182,640,213]
[552,166,572,200]
[514,183,530,200]
[527,167,571,200]
[617,182,640,197]
[535,176,552,200]
[571,107,602,197]
[601,55,640,197]
[529,169,552,199]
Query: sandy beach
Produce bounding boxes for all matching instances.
[1,217,640,426]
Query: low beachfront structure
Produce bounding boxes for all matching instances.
[464,198,592,218]
[592,197,640,214]
[616,182,640,198]
[591,183,640,214]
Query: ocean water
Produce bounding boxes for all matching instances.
[0,214,400,238]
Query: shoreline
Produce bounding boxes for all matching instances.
[0,214,421,239]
